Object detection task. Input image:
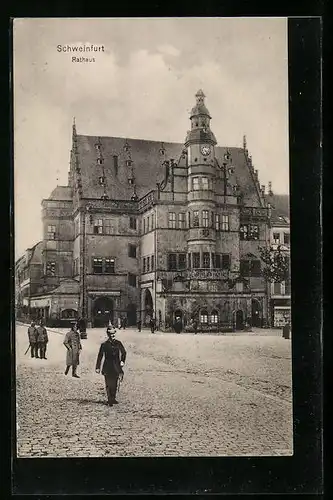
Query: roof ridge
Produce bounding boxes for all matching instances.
[76,134,244,150]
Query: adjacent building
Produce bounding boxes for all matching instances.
[15,90,290,330]
[266,189,291,327]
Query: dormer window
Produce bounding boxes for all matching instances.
[128,178,134,185]
[97,158,103,165]
[126,160,132,167]
[99,176,105,185]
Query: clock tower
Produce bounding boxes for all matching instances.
[185,90,218,269]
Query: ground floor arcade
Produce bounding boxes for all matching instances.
[17,287,269,332]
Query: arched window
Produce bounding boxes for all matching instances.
[61,309,78,319]
[211,310,218,324]
[200,309,208,324]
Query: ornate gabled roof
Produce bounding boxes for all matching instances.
[73,135,264,207]
[76,135,183,200]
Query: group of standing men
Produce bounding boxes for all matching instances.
[27,320,49,359]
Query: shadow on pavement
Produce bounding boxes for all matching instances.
[65,398,108,406]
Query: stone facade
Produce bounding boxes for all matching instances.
[266,200,291,327]
[15,90,290,331]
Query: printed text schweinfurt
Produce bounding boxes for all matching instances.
[57,44,105,52]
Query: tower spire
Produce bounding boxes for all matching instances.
[195,89,206,104]
[185,89,216,146]
[190,89,211,119]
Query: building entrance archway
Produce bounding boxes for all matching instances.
[92,297,114,328]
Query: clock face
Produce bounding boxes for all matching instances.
[201,145,211,156]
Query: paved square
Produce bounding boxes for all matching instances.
[15,324,293,457]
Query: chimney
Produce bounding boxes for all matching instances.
[268,181,273,195]
[261,185,265,194]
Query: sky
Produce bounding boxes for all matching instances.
[14,17,289,258]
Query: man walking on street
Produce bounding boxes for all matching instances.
[36,319,48,359]
[63,322,82,377]
[95,326,127,407]
[27,321,38,358]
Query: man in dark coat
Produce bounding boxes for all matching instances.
[137,319,142,332]
[36,319,49,359]
[192,318,198,335]
[27,321,38,358]
[95,326,127,406]
[174,317,183,334]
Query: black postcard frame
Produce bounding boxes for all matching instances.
[3,15,323,496]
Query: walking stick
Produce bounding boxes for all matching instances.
[24,344,31,355]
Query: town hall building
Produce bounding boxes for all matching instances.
[15,90,290,330]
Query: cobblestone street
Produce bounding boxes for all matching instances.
[15,323,293,457]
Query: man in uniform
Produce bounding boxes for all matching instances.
[95,326,127,406]
[36,319,49,359]
[27,321,38,358]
